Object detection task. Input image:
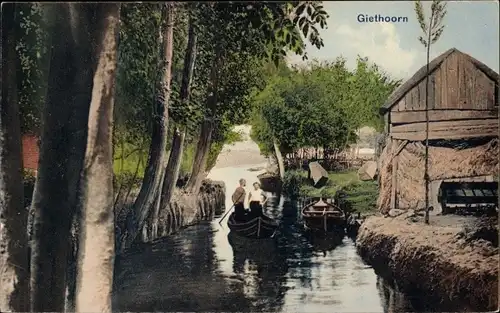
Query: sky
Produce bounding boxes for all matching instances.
[287,1,499,80]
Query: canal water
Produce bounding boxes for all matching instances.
[112,193,417,312]
[112,126,418,312]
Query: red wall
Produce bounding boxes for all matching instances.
[22,134,39,171]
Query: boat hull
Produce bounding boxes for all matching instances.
[302,215,345,233]
[227,212,278,239]
[301,201,346,233]
[227,231,277,255]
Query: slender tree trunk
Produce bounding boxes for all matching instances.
[30,4,96,311]
[186,119,214,193]
[119,3,175,251]
[186,45,222,193]
[273,139,285,180]
[0,4,30,311]
[424,13,434,225]
[157,18,197,212]
[157,127,185,208]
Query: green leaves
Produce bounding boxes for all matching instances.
[116,3,164,140]
[15,3,49,134]
[414,0,447,48]
[250,57,401,156]
[414,1,427,34]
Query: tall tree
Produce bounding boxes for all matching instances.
[30,4,93,311]
[74,4,121,312]
[185,2,329,192]
[0,4,30,311]
[30,3,122,311]
[250,57,400,167]
[414,0,447,224]
[158,15,198,211]
[119,2,175,251]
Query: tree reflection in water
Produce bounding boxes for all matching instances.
[113,223,251,312]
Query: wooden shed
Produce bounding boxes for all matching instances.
[377,48,499,213]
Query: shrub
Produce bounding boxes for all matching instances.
[282,170,306,199]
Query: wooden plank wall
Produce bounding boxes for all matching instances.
[390,52,498,114]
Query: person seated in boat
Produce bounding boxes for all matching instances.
[231,178,247,221]
[248,182,267,218]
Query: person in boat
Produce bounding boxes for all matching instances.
[248,182,267,218]
[231,178,247,221]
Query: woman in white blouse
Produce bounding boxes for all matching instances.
[247,182,268,218]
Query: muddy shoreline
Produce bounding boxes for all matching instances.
[356,214,498,311]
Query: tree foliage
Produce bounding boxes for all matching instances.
[14,3,49,134]
[415,0,447,47]
[250,57,401,156]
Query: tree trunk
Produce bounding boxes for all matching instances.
[30,4,96,311]
[156,17,197,213]
[186,119,214,193]
[0,4,30,311]
[156,128,185,213]
[273,139,285,180]
[74,4,120,312]
[186,45,222,193]
[119,3,175,252]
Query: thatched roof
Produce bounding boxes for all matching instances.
[380,48,500,115]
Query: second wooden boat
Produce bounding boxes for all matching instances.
[227,212,279,239]
[301,198,345,233]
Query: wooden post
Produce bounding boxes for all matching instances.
[390,141,399,210]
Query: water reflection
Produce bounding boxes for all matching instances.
[303,231,344,255]
[377,276,415,313]
[113,223,251,312]
[113,194,417,313]
[228,232,288,311]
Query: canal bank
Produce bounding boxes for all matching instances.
[356,213,499,311]
[112,179,226,245]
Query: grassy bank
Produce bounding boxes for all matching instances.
[283,169,378,214]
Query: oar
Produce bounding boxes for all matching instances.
[218,204,235,225]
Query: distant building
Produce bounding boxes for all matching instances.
[22,134,39,173]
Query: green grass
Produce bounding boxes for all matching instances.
[112,129,244,181]
[113,142,147,178]
[113,142,196,179]
[295,169,379,213]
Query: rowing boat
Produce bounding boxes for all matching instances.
[227,212,278,239]
[301,198,345,233]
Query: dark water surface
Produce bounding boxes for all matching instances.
[113,196,415,312]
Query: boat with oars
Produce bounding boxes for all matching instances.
[227,212,279,239]
[301,197,346,233]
